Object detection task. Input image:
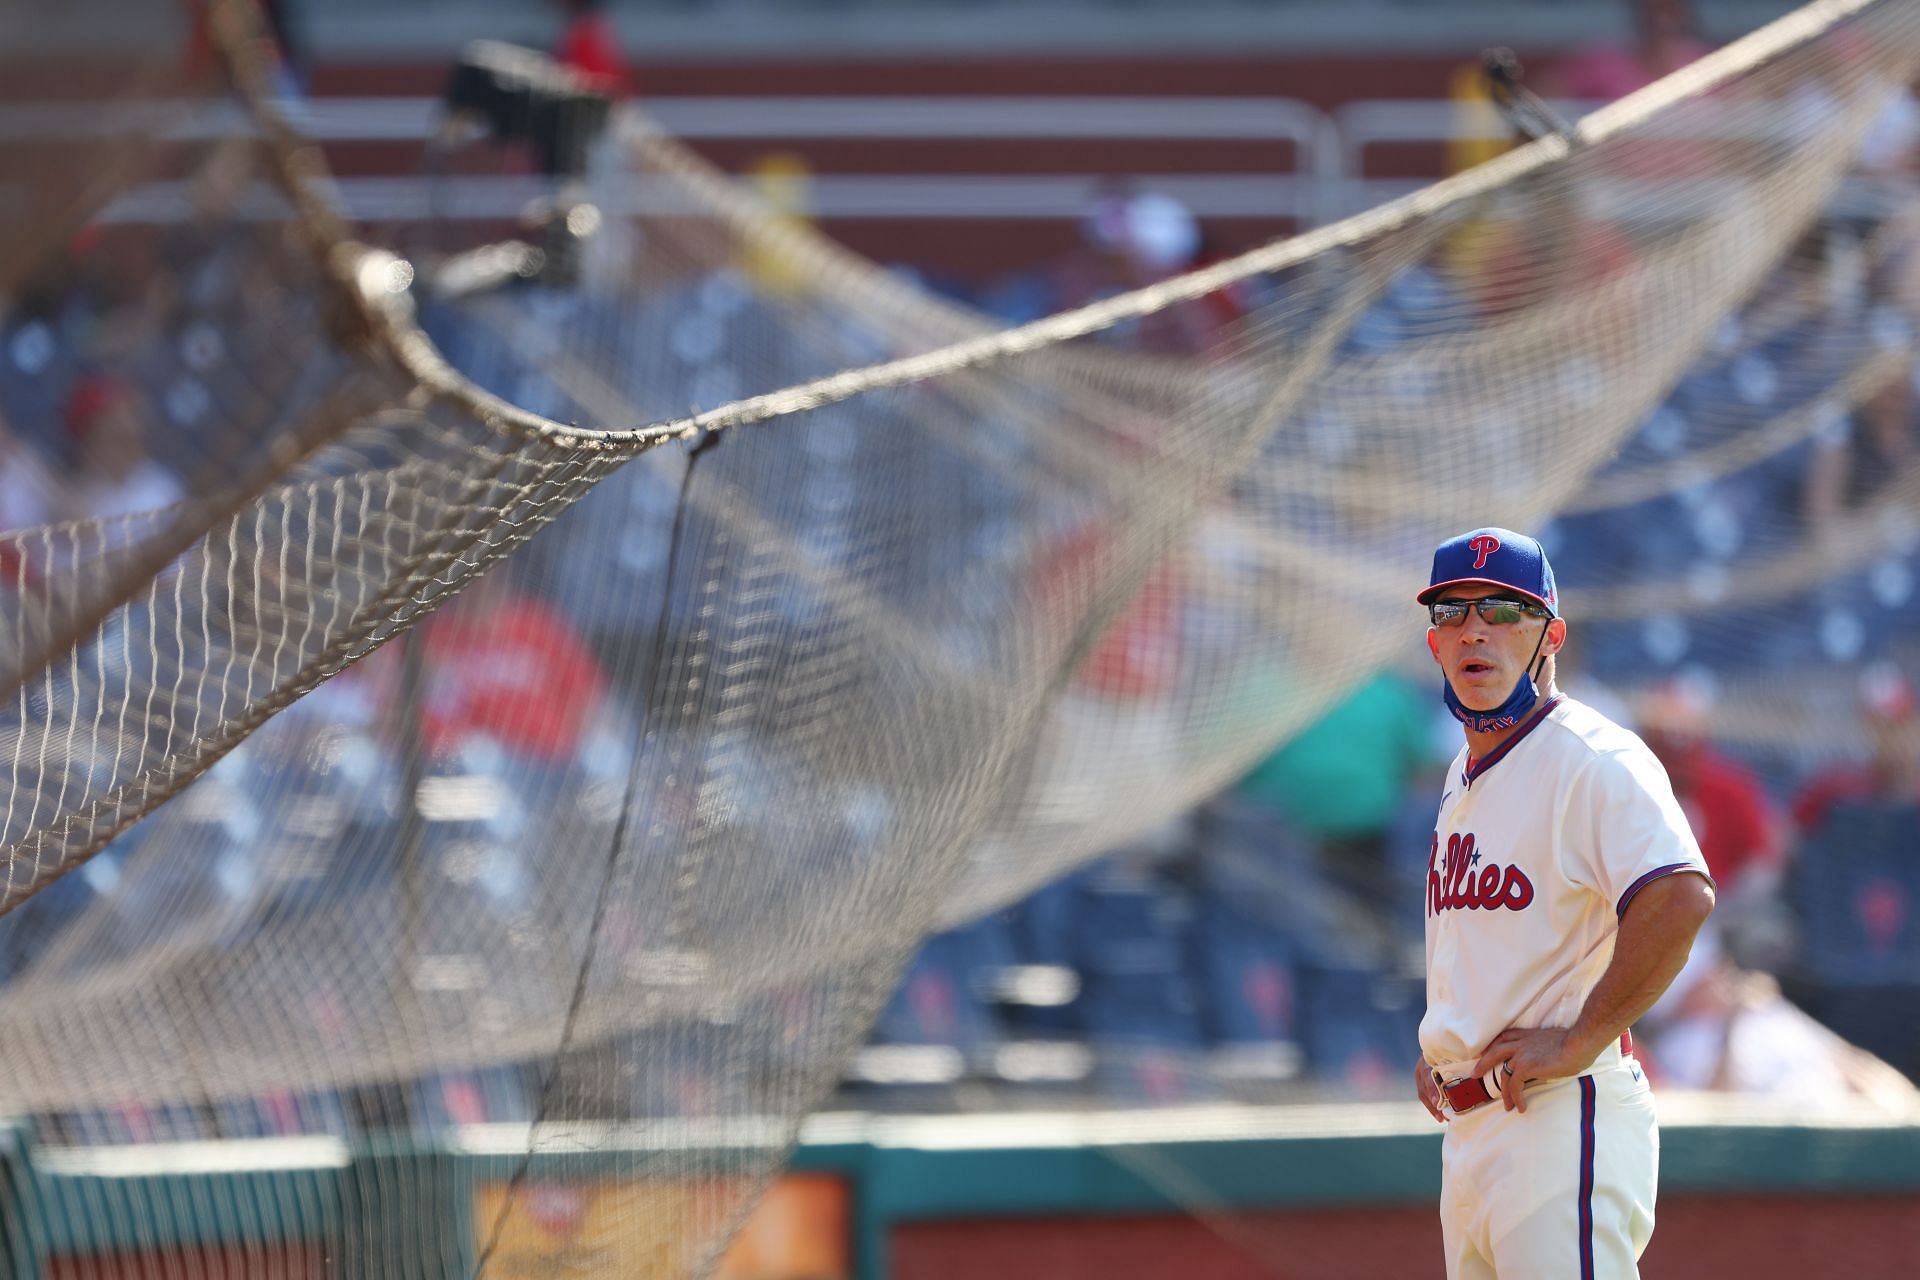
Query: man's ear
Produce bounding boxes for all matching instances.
[1544,617,1568,657]
[1427,628,1441,662]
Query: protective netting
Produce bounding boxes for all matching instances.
[1,0,1919,1274]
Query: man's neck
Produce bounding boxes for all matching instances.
[1463,682,1559,763]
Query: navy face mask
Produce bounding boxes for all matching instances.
[1442,625,1550,733]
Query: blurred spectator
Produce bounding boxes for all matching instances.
[1779,663,1920,1082]
[1803,362,1916,532]
[1085,189,1225,355]
[1546,0,1711,103]
[61,376,183,523]
[1856,89,1920,183]
[1640,926,1917,1110]
[993,184,1230,354]
[740,152,816,299]
[1792,661,1920,834]
[1537,0,1715,193]
[1552,637,1635,730]
[1186,225,1261,349]
[1455,198,1640,320]
[1444,58,1512,178]
[7,249,91,359]
[1641,676,1786,968]
[1034,519,1182,704]
[0,412,55,534]
[410,564,609,764]
[58,237,165,367]
[1640,676,1783,901]
[1232,670,1440,896]
[183,0,309,101]
[1051,183,1145,303]
[553,0,633,96]
[1024,522,1185,825]
[161,138,288,322]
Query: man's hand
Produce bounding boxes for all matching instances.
[1468,873,1716,1113]
[1469,1027,1599,1113]
[1415,1056,1448,1123]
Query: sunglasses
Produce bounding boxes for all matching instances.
[1428,596,1551,627]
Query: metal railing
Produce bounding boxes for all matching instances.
[4,92,1897,226]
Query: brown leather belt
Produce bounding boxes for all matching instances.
[1440,1031,1633,1114]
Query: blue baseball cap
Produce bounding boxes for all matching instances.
[1418,527,1559,617]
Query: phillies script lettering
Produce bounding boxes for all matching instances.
[1428,832,1535,915]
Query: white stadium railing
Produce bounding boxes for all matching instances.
[0,93,1902,225]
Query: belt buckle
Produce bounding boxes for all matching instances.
[1439,1070,1495,1115]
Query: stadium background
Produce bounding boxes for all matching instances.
[3,0,1920,1276]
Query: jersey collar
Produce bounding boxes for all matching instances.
[1463,694,1563,788]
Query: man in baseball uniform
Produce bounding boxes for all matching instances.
[1412,527,1716,1279]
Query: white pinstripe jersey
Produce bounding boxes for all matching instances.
[1419,695,1712,1067]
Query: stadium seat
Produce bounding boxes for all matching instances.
[1195,816,1395,971]
[1297,963,1424,1092]
[206,1090,352,1141]
[1077,967,1203,1049]
[1383,790,1443,945]
[413,1072,497,1131]
[1791,800,1920,987]
[1070,872,1203,1049]
[0,320,79,451]
[1000,876,1084,1035]
[1191,891,1297,1047]
[870,928,1006,1067]
[1796,984,1920,1081]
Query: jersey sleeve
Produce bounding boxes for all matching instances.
[1566,748,1714,917]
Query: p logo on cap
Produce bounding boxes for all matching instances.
[1418,527,1558,617]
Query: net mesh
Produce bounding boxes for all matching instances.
[0,0,1918,1274]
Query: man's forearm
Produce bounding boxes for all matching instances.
[1567,872,1716,1060]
